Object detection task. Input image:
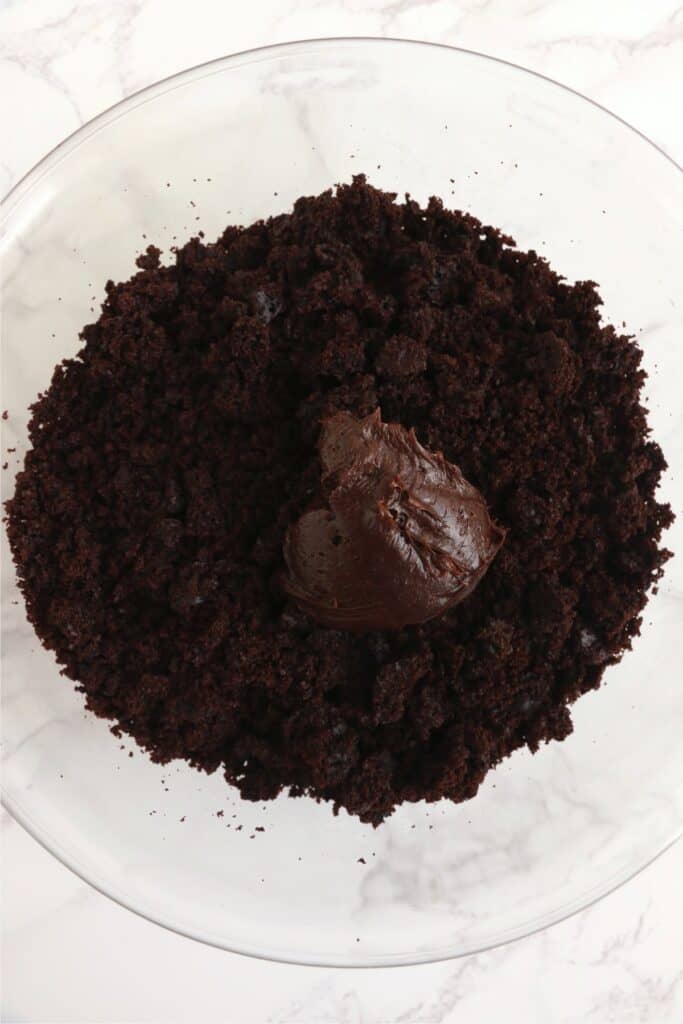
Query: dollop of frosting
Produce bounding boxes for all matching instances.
[282,410,506,630]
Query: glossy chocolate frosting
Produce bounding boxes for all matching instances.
[283,410,506,630]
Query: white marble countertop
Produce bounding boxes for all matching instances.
[1,1,682,1021]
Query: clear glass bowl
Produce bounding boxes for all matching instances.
[2,38,682,967]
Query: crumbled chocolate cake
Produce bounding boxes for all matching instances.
[5,177,673,824]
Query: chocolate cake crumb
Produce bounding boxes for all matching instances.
[4,176,672,824]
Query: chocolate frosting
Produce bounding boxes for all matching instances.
[283,410,506,630]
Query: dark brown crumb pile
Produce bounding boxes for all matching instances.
[5,176,673,824]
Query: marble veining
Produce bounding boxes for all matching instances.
[2,2,682,1022]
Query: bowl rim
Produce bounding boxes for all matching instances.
[1,35,682,968]
[1,34,680,220]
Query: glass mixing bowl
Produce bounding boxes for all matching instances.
[2,38,682,967]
